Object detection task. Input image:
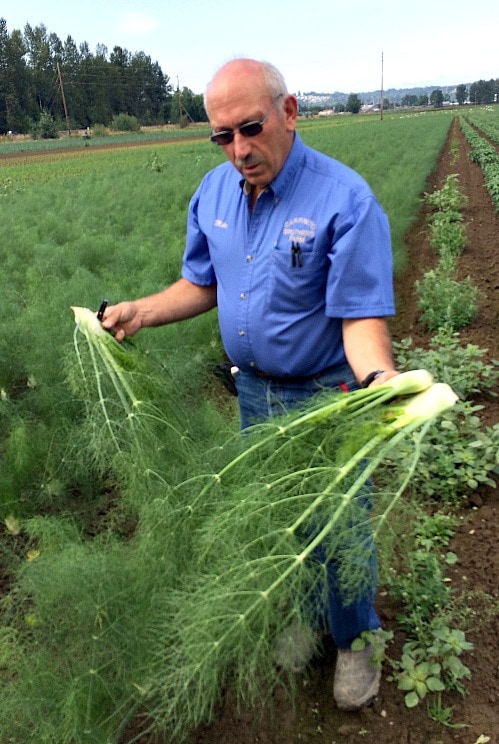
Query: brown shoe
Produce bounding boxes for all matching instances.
[333,643,381,710]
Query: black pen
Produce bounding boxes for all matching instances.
[97,299,108,322]
[291,243,303,268]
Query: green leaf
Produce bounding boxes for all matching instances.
[427,677,445,692]
[444,656,471,679]
[398,676,416,691]
[405,691,420,708]
[415,680,428,698]
[351,637,366,651]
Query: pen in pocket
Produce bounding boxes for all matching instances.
[291,242,303,268]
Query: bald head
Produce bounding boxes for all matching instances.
[204,59,298,192]
[204,59,288,116]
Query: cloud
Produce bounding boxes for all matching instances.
[115,12,158,36]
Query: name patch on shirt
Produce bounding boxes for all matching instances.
[283,217,316,244]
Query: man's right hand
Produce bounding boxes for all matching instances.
[101,301,142,342]
[97,279,218,342]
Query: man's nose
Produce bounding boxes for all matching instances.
[232,130,252,160]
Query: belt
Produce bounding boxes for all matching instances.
[252,367,331,383]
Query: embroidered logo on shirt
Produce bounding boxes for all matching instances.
[214,219,228,229]
[283,217,316,243]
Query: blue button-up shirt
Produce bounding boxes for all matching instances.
[182,133,394,377]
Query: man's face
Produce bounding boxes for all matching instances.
[207,75,297,190]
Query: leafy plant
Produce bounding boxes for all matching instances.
[389,400,499,504]
[147,150,168,172]
[384,510,473,708]
[427,693,468,729]
[392,622,473,708]
[429,212,467,259]
[30,110,59,140]
[415,267,480,331]
[110,113,141,132]
[384,511,457,638]
[394,328,499,400]
[395,652,445,707]
[427,626,473,694]
[424,174,468,213]
[449,138,460,166]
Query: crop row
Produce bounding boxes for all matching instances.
[0,125,211,156]
[463,107,499,146]
[459,116,499,210]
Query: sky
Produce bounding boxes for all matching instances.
[3,0,498,95]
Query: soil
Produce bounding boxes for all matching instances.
[186,117,499,744]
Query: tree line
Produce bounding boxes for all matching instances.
[400,79,498,108]
[0,18,207,135]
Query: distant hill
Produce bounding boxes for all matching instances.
[296,83,466,108]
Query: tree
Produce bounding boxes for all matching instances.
[170,86,205,124]
[0,17,10,132]
[401,94,418,107]
[82,46,113,126]
[0,18,31,132]
[23,24,57,116]
[345,93,362,114]
[455,84,467,105]
[429,89,444,108]
[469,79,495,105]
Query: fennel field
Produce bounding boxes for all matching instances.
[1,110,498,744]
[0,112,452,521]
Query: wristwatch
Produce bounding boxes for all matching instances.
[360,370,385,388]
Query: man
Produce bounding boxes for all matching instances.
[102,58,399,710]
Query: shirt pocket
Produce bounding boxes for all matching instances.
[266,239,327,312]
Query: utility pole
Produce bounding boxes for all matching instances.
[380,51,384,121]
[176,77,184,124]
[57,62,71,136]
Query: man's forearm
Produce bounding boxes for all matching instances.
[134,278,218,327]
[342,317,398,386]
[102,278,217,341]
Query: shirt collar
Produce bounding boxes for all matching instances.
[240,133,305,198]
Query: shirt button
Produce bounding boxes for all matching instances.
[240,293,247,300]
[246,255,253,262]
[250,361,255,367]
[239,330,245,336]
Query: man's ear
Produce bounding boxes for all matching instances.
[283,94,299,131]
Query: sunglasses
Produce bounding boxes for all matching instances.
[209,94,284,146]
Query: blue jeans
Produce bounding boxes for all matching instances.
[234,365,381,648]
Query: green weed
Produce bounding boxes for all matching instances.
[394,328,499,400]
[416,268,480,332]
[384,510,474,709]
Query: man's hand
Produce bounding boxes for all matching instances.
[101,302,142,342]
[367,369,400,387]
[98,279,218,343]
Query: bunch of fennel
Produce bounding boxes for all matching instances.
[70,306,458,740]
